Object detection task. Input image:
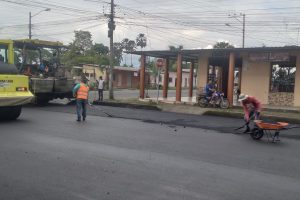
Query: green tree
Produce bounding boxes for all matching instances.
[213,41,234,49]
[127,40,136,66]
[113,42,123,65]
[62,31,110,66]
[136,33,147,51]
[73,30,93,55]
[93,43,109,55]
[168,45,184,72]
[121,38,130,65]
[169,45,183,51]
[121,38,136,66]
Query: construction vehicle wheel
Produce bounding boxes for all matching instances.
[35,97,49,105]
[0,106,22,120]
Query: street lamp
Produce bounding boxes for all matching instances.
[29,8,51,39]
[226,13,245,48]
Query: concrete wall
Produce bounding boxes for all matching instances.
[158,71,192,88]
[269,92,294,106]
[240,58,271,104]
[294,54,300,107]
[83,65,106,80]
[197,56,209,90]
[113,70,140,89]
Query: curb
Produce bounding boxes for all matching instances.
[232,105,300,114]
[203,110,300,124]
[92,101,161,111]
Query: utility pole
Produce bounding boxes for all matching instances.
[29,12,32,39]
[227,12,246,48]
[28,8,50,39]
[297,28,299,46]
[242,13,245,48]
[108,0,115,99]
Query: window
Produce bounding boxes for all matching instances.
[208,65,216,83]
[0,44,8,63]
[168,77,172,83]
[270,59,296,93]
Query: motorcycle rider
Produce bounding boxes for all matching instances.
[205,80,215,99]
[238,94,262,133]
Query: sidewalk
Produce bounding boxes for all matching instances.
[91,98,300,124]
[84,90,300,123]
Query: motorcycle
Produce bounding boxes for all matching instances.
[197,91,229,109]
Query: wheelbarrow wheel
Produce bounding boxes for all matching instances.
[250,128,264,140]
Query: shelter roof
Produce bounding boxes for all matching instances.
[130,46,300,61]
[12,39,65,49]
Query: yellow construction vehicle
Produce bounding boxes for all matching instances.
[0,39,74,105]
[0,40,34,120]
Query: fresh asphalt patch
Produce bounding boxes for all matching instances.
[27,103,300,140]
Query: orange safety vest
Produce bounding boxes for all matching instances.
[76,84,89,100]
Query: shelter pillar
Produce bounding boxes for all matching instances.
[189,61,194,98]
[294,54,300,106]
[176,53,182,102]
[197,56,209,90]
[139,54,146,99]
[163,58,169,99]
[227,52,235,106]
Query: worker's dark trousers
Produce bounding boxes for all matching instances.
[76,99,87,120]
[98,89,103,101]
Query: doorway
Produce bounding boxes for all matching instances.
[207,57,243,98]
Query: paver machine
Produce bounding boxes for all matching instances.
[0,40,34,120]
[0,39,74,105]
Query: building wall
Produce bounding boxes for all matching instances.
[157,71,192,88]
[197,56,209,90]
[83,65,106,80]
[240,58,271,104]
[293,53,300,107]
[113,70,129,88]
[269,92,294,106]
[113,70,142,89]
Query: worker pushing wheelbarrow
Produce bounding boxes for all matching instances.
[235,94,300,142]
[238,94,262,133]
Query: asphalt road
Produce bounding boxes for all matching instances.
[1,106,300,199]
[89,89,196,100]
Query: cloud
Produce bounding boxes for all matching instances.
[1,0,299,50]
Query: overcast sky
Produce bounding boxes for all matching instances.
[1,0,300,65]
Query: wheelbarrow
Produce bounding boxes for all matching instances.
[250,120,298,142]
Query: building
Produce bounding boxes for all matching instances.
[71,65,152,89]
[133,47,300,107]
[83,64,106,82]
[112,66,140,88]
[156,69,197,88]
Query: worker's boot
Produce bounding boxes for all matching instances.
[243,126,250,133]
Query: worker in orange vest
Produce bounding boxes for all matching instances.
[73,78,90,121]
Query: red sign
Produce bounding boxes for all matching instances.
[156,58,164,68]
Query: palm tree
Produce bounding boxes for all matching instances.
[136,33,147,51]
[168,45,184,72]
[127,40,136,66]
[122,38,129,65]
